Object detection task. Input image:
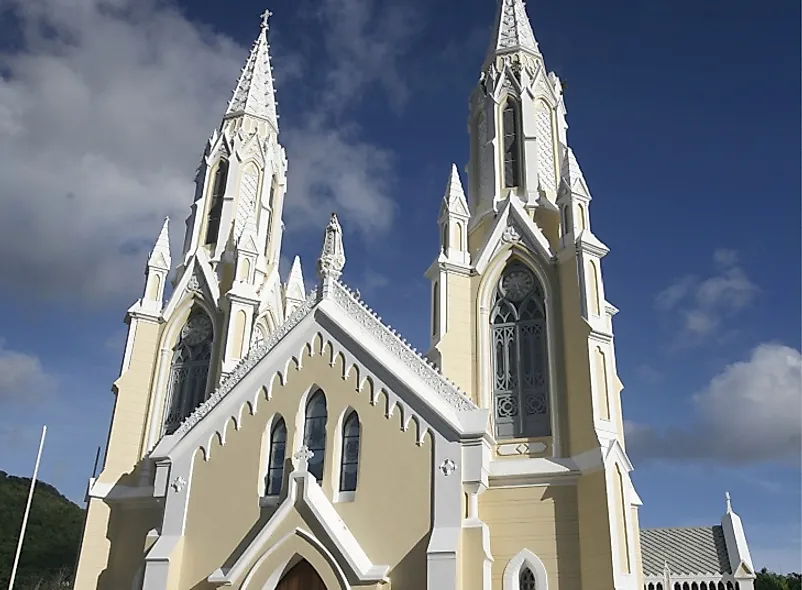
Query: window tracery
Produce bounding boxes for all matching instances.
[163,308,213,435]
[339,411,360,492]
[303,390,327,482]
[491,262,550,439]
[520,567,536,590]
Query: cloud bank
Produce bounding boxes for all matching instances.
[626,343,802,466]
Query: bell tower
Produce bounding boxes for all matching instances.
[72,12,300,589]
[428,1,645,588]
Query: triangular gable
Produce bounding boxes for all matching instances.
[163,250,220,321]
[473,197,554,275]
[208,468,389,586]
[603,437,634,473]
[152,282,487,463]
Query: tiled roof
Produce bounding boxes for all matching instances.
[641,526,731,577]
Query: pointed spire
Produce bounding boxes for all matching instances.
[225,10,278,129]
[441,163,470,219]
[487,0,540,60]
[318,213,346,282]
[286,256,305,300]
[725,491,733,514]
[148,217,171,271]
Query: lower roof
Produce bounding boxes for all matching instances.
[640,526,731,577]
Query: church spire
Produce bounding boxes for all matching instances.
[486,0,540,61]
[225,9,279,130]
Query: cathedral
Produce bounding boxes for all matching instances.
[71,2,758,589]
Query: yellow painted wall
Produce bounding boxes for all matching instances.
[481,485,581,590]
[177,340,432,588]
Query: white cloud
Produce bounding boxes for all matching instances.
[0,339,57,402]
[0,0,406,305]
[655,249,760,342]
[627,343,802,466]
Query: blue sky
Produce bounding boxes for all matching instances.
[0,0,799,573]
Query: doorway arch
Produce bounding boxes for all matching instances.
[276,559,326,590]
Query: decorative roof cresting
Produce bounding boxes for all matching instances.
[225,9,279,128]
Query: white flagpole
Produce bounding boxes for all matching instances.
[8,425,47,590]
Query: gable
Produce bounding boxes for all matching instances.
[152,282,487,464]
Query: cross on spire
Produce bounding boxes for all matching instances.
[260,9,272,30]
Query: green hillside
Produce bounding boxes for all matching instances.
[0,471,85,589]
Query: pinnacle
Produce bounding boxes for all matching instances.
[441,163,470,218]
[318,213,346,281]
[148,217,171,270]
[286,255,306,300]
[224,10,279,129]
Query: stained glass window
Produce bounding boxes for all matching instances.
[339,412,360,492]
[503,101,521,188]
[491,263,550,439]
[163,308,213,435]
[520,567,536,590]
[205,159,229,245]
[265,417,286,496]
[303,390,327,482]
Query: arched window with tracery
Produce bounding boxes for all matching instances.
[491,262,550,439]
[205,159,229,245]
[304,390,328,482]
[339,411,360,492]
[502,100,521,188]
[265,417,286,496]
[519,567,536,590]
[163,308,213,434]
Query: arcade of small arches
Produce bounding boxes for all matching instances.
[646,582,741,590]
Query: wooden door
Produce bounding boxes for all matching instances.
[276,559,327,590]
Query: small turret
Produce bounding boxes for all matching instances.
[438,164,471,267]
[141,217,171,314]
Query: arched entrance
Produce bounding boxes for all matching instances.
[276,559,327,590]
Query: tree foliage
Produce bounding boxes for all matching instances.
[757,568,802,590]
[0,471,84,589]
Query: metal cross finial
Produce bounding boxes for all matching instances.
[260,9,273,30]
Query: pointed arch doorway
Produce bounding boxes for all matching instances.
[276,559,327,590]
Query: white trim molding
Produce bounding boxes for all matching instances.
[502,548,549,590]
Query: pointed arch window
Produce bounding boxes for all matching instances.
[519,567,536,590]
[339,411,360,492]
[491,262,550,439]
[303,390,327,482]
[163,308,213,435]
[205,159,229,245]
[502,100,521,188]
[265,417,286,496]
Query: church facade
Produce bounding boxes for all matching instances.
[71,2,757,589]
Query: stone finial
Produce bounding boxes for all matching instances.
[260,9,272,30]
[725,491,732,514]
[317,213,345,282]
[293,446,314,472]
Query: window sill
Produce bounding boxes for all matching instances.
[259,495,281,508]
[333,490,356,503]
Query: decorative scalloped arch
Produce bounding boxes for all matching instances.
[187,331,436,464]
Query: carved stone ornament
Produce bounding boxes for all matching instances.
[501,220,522,244]
[187,273,202,294]
[318,213,346,280]
[294,446,314,463]
[439,458,457,477]
[170,476,186,493]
